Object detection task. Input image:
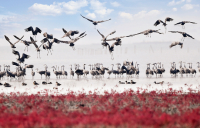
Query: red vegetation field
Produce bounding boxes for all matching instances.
[0,89,200,128]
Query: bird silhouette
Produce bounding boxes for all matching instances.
[14,35,31,51]
[30,37,42,58]
[154,17,173,32]
[12,50,30,64]
[168,31,194,41]
[81,14,111,29]
[4,35,23,49]
[97,29,116,48]
[60,32,86,50]
[169,42,183,49]
[25,26,42,40]
[40,38,61,55]
[174,21,197,29]
[62,28,79,39]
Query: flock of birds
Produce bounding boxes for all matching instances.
[1,14,198,87]
[4,15,197,60]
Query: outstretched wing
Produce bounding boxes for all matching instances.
[43,32,53,39]
[73,30,79,34]
[4,35,13,45]
[78,31,86,37]
[62,28,67,33]
[25,26,33,32]
[13,35,24,45]
[40,38,50,43]
[184,21,197,24]
[126,31,145,37]
[30,37,39,48]
[106,36,126,41]
[154,20,164,26]
[165,17,173,22]
[74,34,87,42]
[59,40,71,44]
[13,35,22,40]
[97,29,105,38]
[12,61,20,66]
[106,37,118,41]
[52,38,61,44]
[168,31,182,34]
[20,53,30,63]
[96,19,111,23]
[12,50,20,58]
[186,33,195,39]
[105,30,116,39]
[80,14,94,22]
[35,27,42,34]
[174,22,182,25]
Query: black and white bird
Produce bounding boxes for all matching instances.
[62,28,79,39]
[12,50,30,64]
[169,42,183,49]
[40,38,61,55]
[97,29,116,48]
[4,35,23,49]
[81,14,111,29]
[168,31,194,41]
[14,35,31,51]
[30,37,42,58]
[106,42,122,60]
[43,32,53,40]
[174,21,197,29]
[60,32,86,50]
[25,26,42,40]
[154,17,173,32]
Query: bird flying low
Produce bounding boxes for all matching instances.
[168,31,194,41]
[25,26,42,40]
[154,17,173,32]
[43,32,53,40]
[62,28,79,39]
[174,21,197,29]
[30,37,43,58]
[4,35,23,49]
[97,29,116,48]
[169,42,183,49]
[81,14,111,29]
[40,37,62,55]
[106,36,127,46]
[60,32,87,50]
[12,50,30,64]
[14,35,32,51]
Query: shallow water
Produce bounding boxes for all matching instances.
[1,76,200,94]
[0,41,200,94]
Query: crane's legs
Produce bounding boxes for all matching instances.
[72,46,76,50]
[49,50,52,55]
[37,52,41,59]
[111,53,114,60]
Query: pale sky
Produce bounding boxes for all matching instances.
[0,0,200,46]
